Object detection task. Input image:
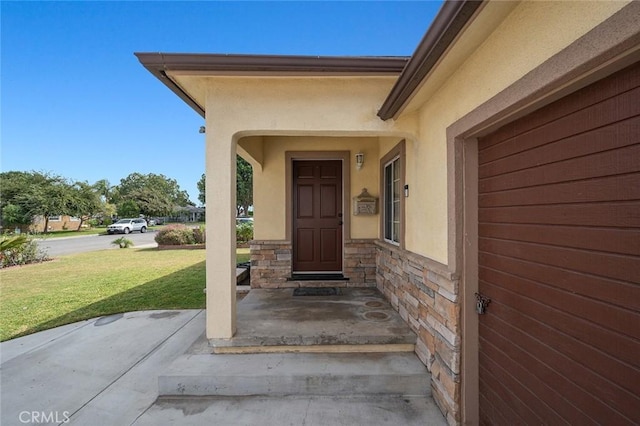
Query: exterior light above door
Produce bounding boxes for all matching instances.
[355,152,365,170]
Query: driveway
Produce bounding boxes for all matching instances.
[0,310,205,426]
[38,231,158,257]
[0,310,446,426]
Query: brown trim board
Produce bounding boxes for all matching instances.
[377,0,484,121]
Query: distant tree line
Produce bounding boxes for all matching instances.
[197,156,253,216]
[0,171,192,233]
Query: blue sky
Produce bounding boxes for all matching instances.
[2,1,441,204]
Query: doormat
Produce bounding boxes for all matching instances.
[288,274,349,281]
[293,287,341,296]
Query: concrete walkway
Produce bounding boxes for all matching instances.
[1,309,446,425]
[1,310,204,426]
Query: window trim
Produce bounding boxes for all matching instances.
[380,140,406,248]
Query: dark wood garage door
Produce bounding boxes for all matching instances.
[477,61,639,425]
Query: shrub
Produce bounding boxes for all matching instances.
[155,224,196,246]
[0,235,49,268]
[236,222,253,243]
[193,226,206,244]
[111,237,134,249]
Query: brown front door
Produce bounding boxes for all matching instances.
[292,160,343,273]
[477,62,640,424]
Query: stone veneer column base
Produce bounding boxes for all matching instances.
[375,241,461,426]
[250,241,292,289]
[250,239,378,289]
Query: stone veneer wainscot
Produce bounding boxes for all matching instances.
[250,239,377,289]
[375,241,461,426]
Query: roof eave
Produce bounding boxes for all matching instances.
[134,53,410,118]
[377,0,484,121]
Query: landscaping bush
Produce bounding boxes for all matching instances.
[154,224,196,246]
[111,237,134,248]
[236,222,253,243]
[193,226,206,244]
[0,235,49,268]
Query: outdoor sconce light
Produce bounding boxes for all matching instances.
[404,184,409,197]
[199,126,206,134]
[355,152,365,170]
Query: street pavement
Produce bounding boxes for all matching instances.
[37,231,158,257]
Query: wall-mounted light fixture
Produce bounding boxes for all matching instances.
[355,152,365,170]
[404,184,409,197]
[199,126,206,134]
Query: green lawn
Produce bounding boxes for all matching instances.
[0,247,251,341]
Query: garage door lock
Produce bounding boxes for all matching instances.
[475,293,491,315]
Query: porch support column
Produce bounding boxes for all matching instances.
[205,129,237,339]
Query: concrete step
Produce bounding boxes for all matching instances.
[134,395,447,426]
[159,352,430,397]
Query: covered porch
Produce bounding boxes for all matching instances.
[155,286,446,425]
[204,287,416,353]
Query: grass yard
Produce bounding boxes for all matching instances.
[0,247,251,341]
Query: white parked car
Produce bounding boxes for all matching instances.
[107,218,148,234]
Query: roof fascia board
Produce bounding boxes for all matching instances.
[135,53,409,74]
[377,0,485,121]
[136,59,206,117]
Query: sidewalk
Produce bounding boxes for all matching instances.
[1,310,204,426]
[0,309,446,426]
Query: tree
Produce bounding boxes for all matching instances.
[117,200,140,218]
[197,174,206,205]
[114,173,191,218]
[14,173,75,233]
[0,171,76,232]
[198,156,253,216]
[69,182,102,230]
[93,179,112,201]
[1,203,31,230]
[0,171,37,230]
[1,171,109,232]
[236,156,253,216]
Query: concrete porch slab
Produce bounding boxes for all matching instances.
[208,288,417,352]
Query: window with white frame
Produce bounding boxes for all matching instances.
[384,156,401,244]
[380,140,405,246]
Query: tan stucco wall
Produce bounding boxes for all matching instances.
[173,0,628,267]
[172,75,408,138]
[401,0,629,264]
[175,75,417,243]
[250,136,381,241]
